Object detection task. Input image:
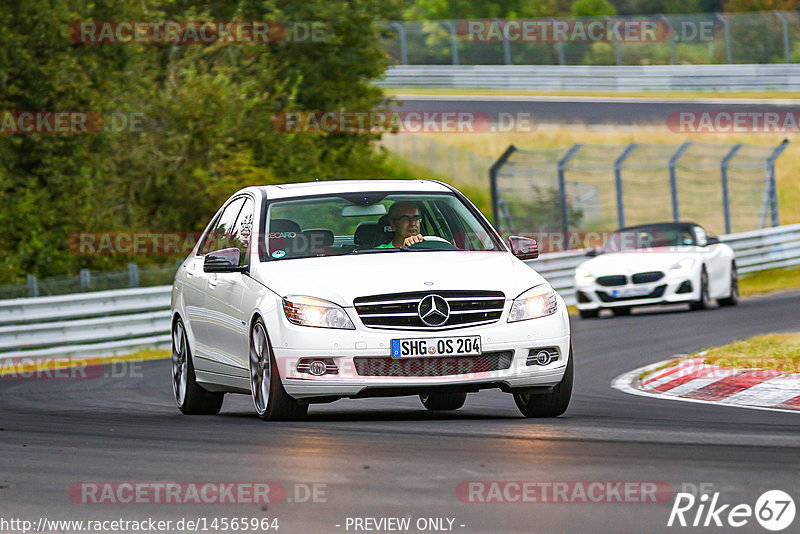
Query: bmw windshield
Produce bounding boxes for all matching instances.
[263,192,503,260]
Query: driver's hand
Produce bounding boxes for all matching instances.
[403,234,424,247]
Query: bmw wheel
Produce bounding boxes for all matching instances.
[250,319,308,421]
[690,267,711,311]
[718,263,739,307]
[172,317,224,415]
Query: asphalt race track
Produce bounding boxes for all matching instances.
[391,95,800,126]
[1,290,799,534]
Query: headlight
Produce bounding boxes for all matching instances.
[575,267,595,284]
[508,285,558,322]
[283,295,355,329]
[669,258,695,277]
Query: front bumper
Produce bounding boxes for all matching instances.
[575,276,698,310]
[265,297,571,400]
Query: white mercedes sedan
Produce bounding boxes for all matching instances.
[574,222,738,319]
[170,180,572,420]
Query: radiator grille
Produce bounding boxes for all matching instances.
[353,351,513,377]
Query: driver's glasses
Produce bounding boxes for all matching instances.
[393,215,422,223]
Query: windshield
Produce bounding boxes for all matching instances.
[263,192,501,260]
[603,225,697,252]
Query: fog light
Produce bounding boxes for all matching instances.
[534,350,552,365]
[309,360,327,376]
[526,348,559,366]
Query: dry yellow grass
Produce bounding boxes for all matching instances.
[414,127,800,225]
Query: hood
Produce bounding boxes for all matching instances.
[579,248,699,275]
[254,251,546,307]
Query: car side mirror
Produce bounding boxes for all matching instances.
[705,236,720,246]
[585,248,599,257]
[204,247,247,273]
[508,236,539,260]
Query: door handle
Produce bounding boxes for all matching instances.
[208,274,218,289]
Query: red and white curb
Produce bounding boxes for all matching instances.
[612,354,800,414]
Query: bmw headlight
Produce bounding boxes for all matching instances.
[575,267,595,284]
[283,296,355,329]
[508,285,558,323]
[669,258,695,277]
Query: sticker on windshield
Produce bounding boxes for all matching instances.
[271,250,286,259]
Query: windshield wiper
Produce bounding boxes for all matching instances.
[352,248,405,254]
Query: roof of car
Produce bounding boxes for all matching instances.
[260,180,452,200]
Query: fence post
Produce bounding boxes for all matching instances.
[80,269,91,292]
[766,138,789,227]
[27,274,39,298]
[496,19,511,65]
[668,142,692,222]
[659,15,676,64]
[720,143,743,234]
[440,21,459,66]
[128,263,140,288]
[557,144,583,237]
[774,11,790,63]
[552,18,566,65]
[606,17,623,65]
[489,145,518,229]
[614,143,638,228]
[389,22,409,65]
[715,13,733,64]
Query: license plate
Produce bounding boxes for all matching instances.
[391,336,482,358]
[613,287,652,298]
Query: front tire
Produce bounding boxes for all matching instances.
[420,392,467,411]
[689,267,711,310]
[250,319,308,421]
[718,263,739,307]
[513,345,573,418]
[171,318,224,415]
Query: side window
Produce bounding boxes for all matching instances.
[200,198,246,255]
[230,198,254,267]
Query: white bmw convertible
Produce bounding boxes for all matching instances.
[574,222,738,319]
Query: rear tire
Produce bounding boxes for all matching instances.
[579,308,599,319]
[689,267,711,311]
[611,306,631,316]
[420,392,467,411]
[172,318,224,415]
[718,263,739,307]
[250,319,308,421]
[513,345,573,418]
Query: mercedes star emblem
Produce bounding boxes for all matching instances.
[418,294,450,326]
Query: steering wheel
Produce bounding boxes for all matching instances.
[407,236,456,251]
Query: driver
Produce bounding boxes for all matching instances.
[377,201,425,248]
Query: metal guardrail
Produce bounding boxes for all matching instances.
[380,64,800,91]
[1,223,798,360]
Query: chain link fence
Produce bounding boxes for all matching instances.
[383,11,800,66]
[0,263,180,300]
[490,140,788,238]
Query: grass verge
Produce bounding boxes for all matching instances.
[0,348,169,377]
[702,333,800,373]
[739,266,800,297]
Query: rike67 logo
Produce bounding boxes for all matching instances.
[668,490,795,531]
